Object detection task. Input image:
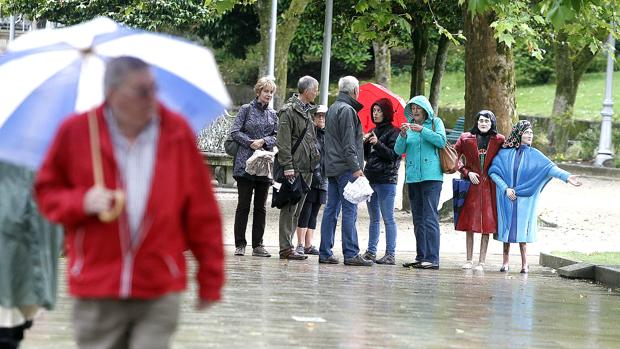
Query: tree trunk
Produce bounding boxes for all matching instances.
[549,30,599,154]
[429,35,450,115]
[548,31,575,153]
[373,41,391,88]
[273,0,311,109]
[255,0,270,78]
[464,9,516,137]
[255,0,310,109]
[409,22,429,98]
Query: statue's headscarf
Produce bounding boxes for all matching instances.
[502,120,532,149]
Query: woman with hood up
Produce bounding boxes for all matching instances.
[489,120,581,273]
[361,98,401,265]
[396,95,447,270]
[454,110,505,271]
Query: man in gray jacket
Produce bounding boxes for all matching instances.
[276,76,320,260]
[318,76,372,266]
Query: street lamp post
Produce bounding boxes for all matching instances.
[9,15,15,41]
[595,33,615,166]
[319,0,333,106]
[267,0,277,108]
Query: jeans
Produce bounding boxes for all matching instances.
[234,177,270,248]
[366,183,397,255]
[408,181,442,265]
[319,171,360,260]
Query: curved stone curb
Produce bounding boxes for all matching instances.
[540,252,620,289]
[558,163,620,180]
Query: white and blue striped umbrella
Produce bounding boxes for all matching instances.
[0,17,231,169]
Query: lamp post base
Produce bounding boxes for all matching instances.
[594,153,613,167]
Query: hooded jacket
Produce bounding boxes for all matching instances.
[324,92,364,177]
[394,95,447,183]
[363,98,401,184]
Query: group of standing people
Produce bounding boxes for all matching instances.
[232,74,583,274]
[230,75,444,268]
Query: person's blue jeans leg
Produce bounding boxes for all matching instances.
[377,183,397,255]
[319,177,341,260]
[366,188,380,255]
[421,180,442,265]
[408,183,425,262]
[338,172,360,259]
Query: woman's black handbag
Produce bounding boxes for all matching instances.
[224,109,248,157]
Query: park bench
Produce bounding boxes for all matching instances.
[446,116,465,144]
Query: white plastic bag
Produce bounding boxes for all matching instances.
[343,176,374,204]
[245,149,276,178]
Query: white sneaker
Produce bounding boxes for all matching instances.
[462,261,473,269]
[474,264,484,272]
[295,244,305,255]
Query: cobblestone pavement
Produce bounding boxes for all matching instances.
[23,252,620,349]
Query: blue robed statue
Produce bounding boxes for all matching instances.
[488,120,582,274]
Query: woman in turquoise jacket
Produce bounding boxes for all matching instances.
[395,95,447,269]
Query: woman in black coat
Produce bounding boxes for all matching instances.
[362,98,401,265]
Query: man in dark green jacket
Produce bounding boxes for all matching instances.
[276,76,320,260]
[319,76,372,266]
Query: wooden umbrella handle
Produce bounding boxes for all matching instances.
[88,109,124,222]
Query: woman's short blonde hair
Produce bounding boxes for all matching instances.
[254,76,277,95]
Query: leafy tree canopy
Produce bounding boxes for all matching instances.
[461,0,619,59]
[0,0,251,37]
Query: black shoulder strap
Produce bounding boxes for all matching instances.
[291,120,310,155]
[239,106,249,132]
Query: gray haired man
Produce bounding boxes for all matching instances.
[276,75,320,260]
[35,56,224,349]
[319,76,372,266]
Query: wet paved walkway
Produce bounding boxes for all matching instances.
[23,252,620,349]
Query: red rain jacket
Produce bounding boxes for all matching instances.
[35,103,225,301]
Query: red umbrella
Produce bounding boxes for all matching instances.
[357,83,408,133]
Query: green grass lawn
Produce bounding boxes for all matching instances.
[552,251,620,265]
[388,71,620,122]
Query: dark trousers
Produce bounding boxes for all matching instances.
[278,172,313,253]
[408,181,442,265]
[234,177,270,249]
[297,199,322,230]
[0,321,32,349]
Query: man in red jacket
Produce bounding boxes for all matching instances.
[35,56,225,349]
